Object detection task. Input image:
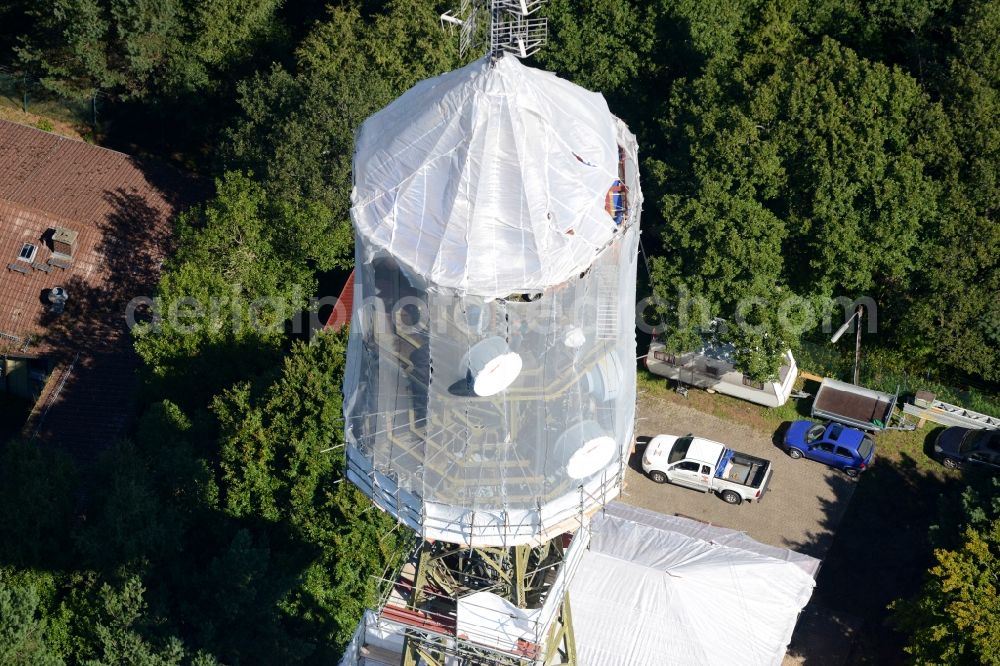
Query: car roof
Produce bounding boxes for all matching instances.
[687,438,725,464]
[973,430,1000,451]
[827,422,865,448]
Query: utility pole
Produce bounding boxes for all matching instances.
[831,305,864,385]
[853,304,862,385]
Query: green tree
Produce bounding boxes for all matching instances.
[85,577,218,666]
[180,529,313,663]
[895,0,1000,380]
[894,476,1000,663]
[774,38,949,297]
[223,2,460,271]
[538,0,656,94]
[16,0,118,100]
[0,583,64,666]
[720,305,797,383]
[0,441,77,568]
[214,332,412,654]
[75,442,178,571]
[17,0,284,101]
[647,13,792,378]
[133,171,313,408]
[133,401,220,535]
[650,24,958,379]
[894,518,1000,664]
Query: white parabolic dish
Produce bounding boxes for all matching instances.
[472,352,523,397]
[566,435,618,480]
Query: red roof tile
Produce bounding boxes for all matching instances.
[0,120,195,457]
[325,270,355,332]
[0,121,181,351]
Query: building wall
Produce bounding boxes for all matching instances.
[1,355,49,400]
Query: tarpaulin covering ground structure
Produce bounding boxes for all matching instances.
[571,503,819,666]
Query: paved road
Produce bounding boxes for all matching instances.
[621,392,858,559]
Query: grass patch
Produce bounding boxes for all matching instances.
[0,74,91,128]
[0,74,89,140]
[0,102,86,140]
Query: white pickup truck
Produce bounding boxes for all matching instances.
[641,434,773,505]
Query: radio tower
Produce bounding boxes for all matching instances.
[339,2,643,664]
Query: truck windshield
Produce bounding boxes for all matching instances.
[668,436,693,464]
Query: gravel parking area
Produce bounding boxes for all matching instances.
[621,392,859,559]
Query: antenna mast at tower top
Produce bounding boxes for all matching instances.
[441,0,548,59]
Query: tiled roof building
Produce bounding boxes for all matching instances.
[0,120,193,458]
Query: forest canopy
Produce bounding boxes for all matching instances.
[0,0,997,663]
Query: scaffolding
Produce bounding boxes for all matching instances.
[345,54,643,546]
[348,527,589,666]
[341,7,644,663]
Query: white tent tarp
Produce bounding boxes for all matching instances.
[345,54,643,546]
[571,503,818,666]
[352,55,623,299]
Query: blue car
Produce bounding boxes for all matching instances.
[783,420,875,478]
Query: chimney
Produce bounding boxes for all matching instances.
[52,227,78,257]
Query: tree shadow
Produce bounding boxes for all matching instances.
[0,395,34,442]
[26,186,184,463]
[0,430,326,662]
[33,186,174,363]
[139,335,287,414]
[782,451,963,665]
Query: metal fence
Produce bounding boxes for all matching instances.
[0,65,102,131]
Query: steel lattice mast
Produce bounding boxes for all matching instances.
[441,0,548,59]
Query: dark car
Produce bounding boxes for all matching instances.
[783,420,875,478]
[933,427,1000,471]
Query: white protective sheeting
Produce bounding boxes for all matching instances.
[352,55,622,299]
[344,54,643,546]
[572,503,818,666]
[456,591,542,652]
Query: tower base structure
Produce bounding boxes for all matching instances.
[340,528,590,666]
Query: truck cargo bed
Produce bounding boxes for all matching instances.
[717,451,770,487]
